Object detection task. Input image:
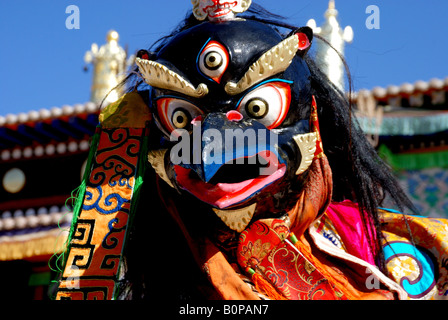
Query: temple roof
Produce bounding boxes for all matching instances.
[353,77,448,137]
[352,77,448,108]
[0,102,99,161]
[0,102,98,260]
[0,102,97,126]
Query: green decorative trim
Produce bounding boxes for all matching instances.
[289,233,298,245]
[379,144,448,170]
[48,128,101,278]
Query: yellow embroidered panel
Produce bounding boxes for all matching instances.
[380,210,448,300]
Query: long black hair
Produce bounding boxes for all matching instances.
[117,5,417,297]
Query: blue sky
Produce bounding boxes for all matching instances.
[1,0,447,115]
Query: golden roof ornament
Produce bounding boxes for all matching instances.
[307,0,353,92]
[84,30,134,105]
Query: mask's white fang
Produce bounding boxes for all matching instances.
[293,132,318,175]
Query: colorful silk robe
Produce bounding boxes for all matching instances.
[320,202,448,300]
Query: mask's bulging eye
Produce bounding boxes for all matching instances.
[245,98,268,119]
[172,109,190,129]
[198,40,229,83]
[156,97,203,134]
[237,81,291,129]
[204,51,223,70]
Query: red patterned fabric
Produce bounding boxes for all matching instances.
[237,219,346,300]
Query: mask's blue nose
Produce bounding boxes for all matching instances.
[177,112,284,183]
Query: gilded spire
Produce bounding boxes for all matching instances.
[84,30,133,105]
[307,1,353,92]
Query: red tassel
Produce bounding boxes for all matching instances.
[310,95,324,158]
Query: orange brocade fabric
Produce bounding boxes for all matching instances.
[56,127,146,300]
[56,92,150,300]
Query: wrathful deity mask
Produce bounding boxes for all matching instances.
[136,20,320,232]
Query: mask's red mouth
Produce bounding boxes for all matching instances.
[174,151,286,209]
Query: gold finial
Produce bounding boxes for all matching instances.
[84,30,134,105]
[106,30,119,42]
[325,0,338,18]
[306,1,353,92]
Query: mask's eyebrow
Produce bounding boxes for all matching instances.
[136,58,209,98]
[224,33,300,96]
